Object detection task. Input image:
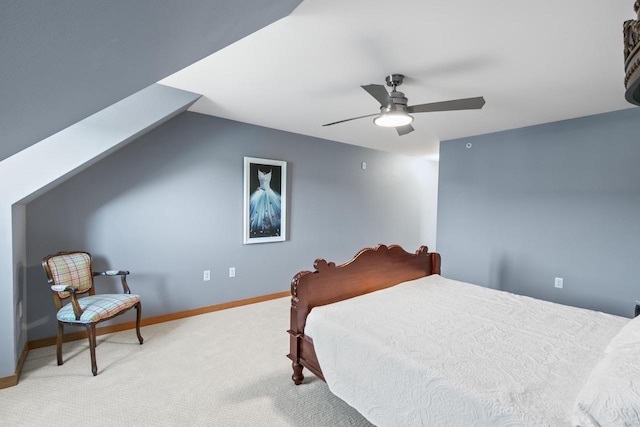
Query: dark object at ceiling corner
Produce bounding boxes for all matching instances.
[624,2,640,106]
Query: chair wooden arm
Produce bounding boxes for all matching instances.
[93,270,132,294]
[50,285,83,320]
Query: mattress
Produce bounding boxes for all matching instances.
[304,274,629,426]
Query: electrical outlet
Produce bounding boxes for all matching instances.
[554,277,563,289]
[361,162,367,170]
[229,267,236,278]
[203,270,211,281]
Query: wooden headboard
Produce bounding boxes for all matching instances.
[287,244,441,384]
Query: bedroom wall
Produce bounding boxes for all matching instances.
[1,0,299,379]
[437,108,640,317]
[25,112,438,340]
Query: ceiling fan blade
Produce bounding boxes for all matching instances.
[407,96,486,113]
[361,84,392,107]
[322,113,378,127]
[396,124,414,136]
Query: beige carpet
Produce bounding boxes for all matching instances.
[0,297,373,426]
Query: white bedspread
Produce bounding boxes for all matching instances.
[304,275,628,427]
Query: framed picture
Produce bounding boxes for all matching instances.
[243,157,287,244]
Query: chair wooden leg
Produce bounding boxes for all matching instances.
[135,302,144,344]
[56,323,64,366]
[87,324,98,376]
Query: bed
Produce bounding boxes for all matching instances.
[287,244,640,426]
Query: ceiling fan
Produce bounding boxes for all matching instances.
[322,74,486,136]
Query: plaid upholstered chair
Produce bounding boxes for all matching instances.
[42,251,143,376]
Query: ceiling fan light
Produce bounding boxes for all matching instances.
[373,111,414,127]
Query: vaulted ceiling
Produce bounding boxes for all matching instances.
[161,0,636,158]
[4,1,636,162]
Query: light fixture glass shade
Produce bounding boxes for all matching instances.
[373,111,414,127]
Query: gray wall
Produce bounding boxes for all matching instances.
[1,0,301,161]
[26,112,438,340]
[437,108,640,317]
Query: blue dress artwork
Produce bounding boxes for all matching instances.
[249,169,282,237]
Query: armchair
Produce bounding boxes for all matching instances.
[42,251,143,376]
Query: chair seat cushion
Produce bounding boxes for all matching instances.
[57,294,140,324]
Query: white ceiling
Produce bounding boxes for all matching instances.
[161,0,636,159]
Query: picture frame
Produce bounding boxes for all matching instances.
[243,157,287,244]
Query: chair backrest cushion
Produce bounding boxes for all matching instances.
[46,252,93,297]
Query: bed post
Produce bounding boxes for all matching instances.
[287,270,308,385]
[431,252,441,275]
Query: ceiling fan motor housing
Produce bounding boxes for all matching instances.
[380,91,408,113]
[382,74,409,112]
